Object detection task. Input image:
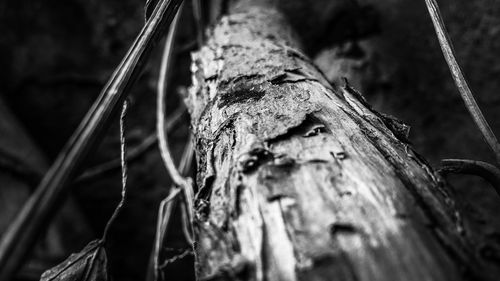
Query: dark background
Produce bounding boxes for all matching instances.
[1,0,500,280]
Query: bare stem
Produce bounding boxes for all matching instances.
[157,4,186,187]
[150,3,196,279]
[149,138,195,281]
[424,0,500,164]
[156,1,195,224]
[102,101,129,242]
[151,188,181,281]
[440,159,500,197]
[76,106,186,183]
[178,135,195,236]
[158,248,192,269]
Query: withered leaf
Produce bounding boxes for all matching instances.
[40,240,109,281]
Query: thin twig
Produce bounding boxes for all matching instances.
[178,136,195,244]
[439,159,500,197]
[152,189,180,281]
[157,3,186,187]
[158,248,192,269]
[153,188,183,277]
[76,106,186,183]
[178,135,195,175]
[0,1,184,279]
[102,101,129,242]
[149,3,196,280]
[149,139,194,281]
[180,200,194,245]
[424,0,500,164]
[155,0,196,236]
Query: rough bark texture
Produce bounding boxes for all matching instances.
[186,3,483,281]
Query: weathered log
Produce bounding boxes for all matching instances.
[186,2,485,280]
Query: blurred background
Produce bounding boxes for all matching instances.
[1,0,500,280]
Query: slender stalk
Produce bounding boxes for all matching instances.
[158,248,192,269]
[155,1,195,226]
[102,101,129,242]
[0,1,183,280]
[178,135,194,176]
[149,138,194,281]
[440,159,500,197]
[152,189,180,281]
[76,106,186,183]
[157,5,186,188]
[424,0,500,164]
[178,136,195,245]
[148,4,197,280]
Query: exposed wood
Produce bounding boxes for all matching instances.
[185,2,487,280]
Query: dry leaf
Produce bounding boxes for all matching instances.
[40,240,109,281]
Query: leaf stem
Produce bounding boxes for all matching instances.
[157,3,186,188]
[424,0,500,164]
[155,1,195,229]
[440,159,500,197]
[102,101,129,242]
[76,106,186,183]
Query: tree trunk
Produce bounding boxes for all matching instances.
[186,2,484,280]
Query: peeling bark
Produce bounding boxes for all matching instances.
[185,3,485,281]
